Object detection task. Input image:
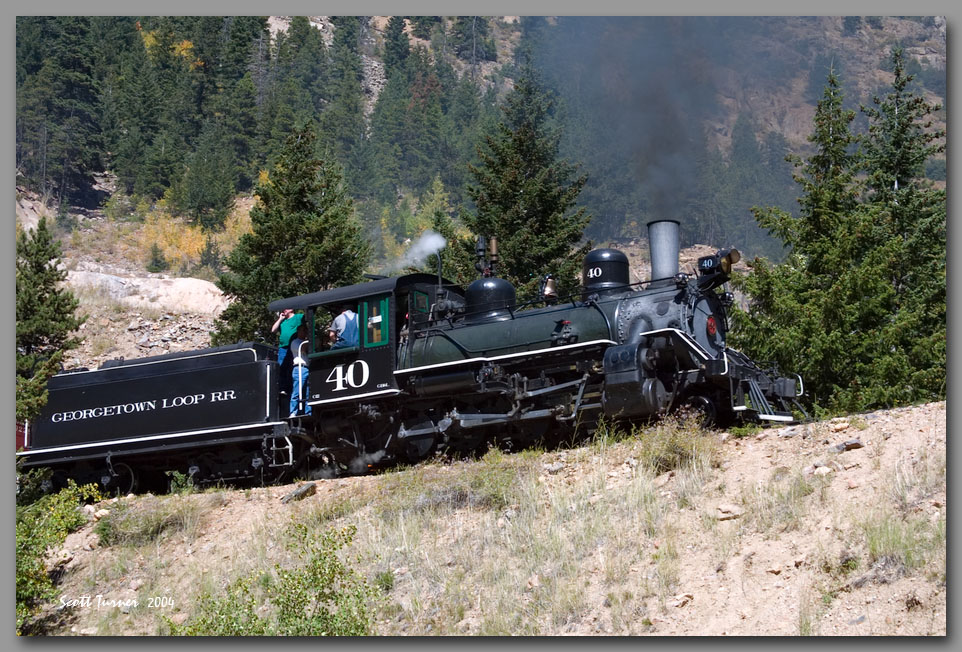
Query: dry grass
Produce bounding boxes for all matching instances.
[94,492,225,548]
[281,418,721,635]
[858,509,944,575]
[741,469,818,535]
[889,448,945,515]
[61,193,253,278]
[71,283,165,322]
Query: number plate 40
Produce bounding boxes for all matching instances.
[325,360,370,392]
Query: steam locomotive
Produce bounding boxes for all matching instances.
[18,220,804,492]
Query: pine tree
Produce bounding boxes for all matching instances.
[732,68,860,410]
[732,58,945,412]
[861,47,945,209]
[437,64,495,209]
[222,72,261,191]
[362,68,409,202]
[383,16,410,78]
[462,62,590,299]
[849,46,946,406]
[146,242,169,273]
[402,48,444,193]
[171,121,237,229]
[16,218,86,420]
[319,38,367,192]
[410,16,440,40]
[15,17,104,204]
[449,17,497,70]
[281,16,330,113]
[212,123,371,345]
[110,33,163,194]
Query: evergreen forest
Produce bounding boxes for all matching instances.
[17,16,946,263]
[16,16,946,414]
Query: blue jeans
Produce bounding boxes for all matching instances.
[291,365,311,416]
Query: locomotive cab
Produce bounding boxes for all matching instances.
[268,274,464,410]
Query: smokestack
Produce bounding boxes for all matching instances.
[647,220,680,282]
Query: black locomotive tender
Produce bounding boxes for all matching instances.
[19,221,805,492]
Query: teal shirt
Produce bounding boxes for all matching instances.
[278,313,304,347]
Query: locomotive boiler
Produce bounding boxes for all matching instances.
[18,220,804,490]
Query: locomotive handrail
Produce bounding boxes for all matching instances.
[585,298,614,341]
[396,338,617,375]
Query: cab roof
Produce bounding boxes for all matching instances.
[267,273,461,312]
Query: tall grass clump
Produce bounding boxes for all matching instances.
[889,449,945,514]
[376,448,532,521]
[168,523,378,636]
[633,414,718,475]
[859,510,943,573]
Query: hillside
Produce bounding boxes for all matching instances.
[35,401,945,636]
[16,16,946,258]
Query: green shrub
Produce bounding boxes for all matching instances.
[16,466,54,507]
[165,470,195,495]
[103,192,136,221]
[16,481,102,634]
[146,242,169,273]
[169,523,379,636]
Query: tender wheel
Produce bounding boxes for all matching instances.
[105,462,137,495]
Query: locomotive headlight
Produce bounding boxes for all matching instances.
[719,248,741,275]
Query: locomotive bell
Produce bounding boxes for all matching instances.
[464,276,516,324]
[582,248,630,296]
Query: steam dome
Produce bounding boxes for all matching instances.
[463,277,516,324]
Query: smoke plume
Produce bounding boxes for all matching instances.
[383,229,447,273]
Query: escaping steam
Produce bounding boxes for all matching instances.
[382,230,447,273]
[349,450,387,474]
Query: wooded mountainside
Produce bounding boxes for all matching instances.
[16,16,946,262]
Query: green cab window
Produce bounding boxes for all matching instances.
[363,296,390,348]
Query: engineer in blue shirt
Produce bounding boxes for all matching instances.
[328,304,359,349]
